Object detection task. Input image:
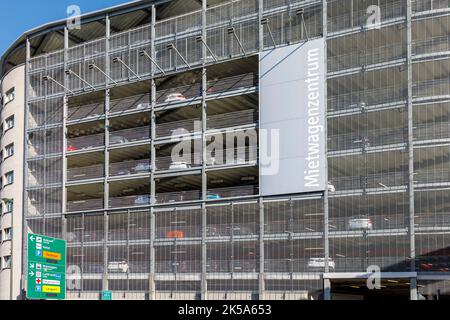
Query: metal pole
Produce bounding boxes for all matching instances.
[322,0,331,301]
[406,0,416,280]
[149,4,157,300]
[200,0,208,301]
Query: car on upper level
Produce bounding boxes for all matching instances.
[169,161,191,170]
[134,195,151,205]
[110,135,129,145]
[164,93,186,103]
[348,217,373,230]
[134,162,152,173]
[67,145,78,152]
[207,193,221,200]
[108,261,129,273]
[307,258,335,270]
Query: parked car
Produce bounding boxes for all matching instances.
[207,193,221,200]
[169,161,191,170]
[67,145,77,152]
[110,135,129,145]
[348,217,373,230]
[327,182,336,193]
[166,230,185,239]
[307,258,335,270]
[134,163,151,173]
[108,261,129,273]
[134,195,151,205]
[165,93,186,103]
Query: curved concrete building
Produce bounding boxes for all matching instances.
[1,0,450,300]
[0,65,25,300]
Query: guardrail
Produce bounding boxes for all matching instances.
[67,164,104,181]
[67,199,104,212]
[110,159,151,176]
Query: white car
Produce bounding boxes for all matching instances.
[307,258,335,270]
[169,161,190,170]
[327,182,336,193]
[348,217,373,230]
[108,261,129,273]
[164,93,186,103]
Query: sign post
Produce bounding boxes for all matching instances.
[27,233,66,300]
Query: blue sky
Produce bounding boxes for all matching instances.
[0,0,127,56]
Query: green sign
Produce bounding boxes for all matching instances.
[102,291,113,300]
[27,233,66,300]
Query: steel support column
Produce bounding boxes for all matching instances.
[406,0,416,281]
[258,198,265,300]
[102,13,112,293]
[200,0,208,301]
[322,0,331,301]
[149,4,157,300]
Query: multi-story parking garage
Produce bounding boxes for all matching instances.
[1,0,450,300]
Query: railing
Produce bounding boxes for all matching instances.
[156,147,257,170]
[155,155,203,171]
[67,133,105,151]
[155,191,201,203]
[265,258,324,273]
[265,220,324,234]
[155,109,257,138]
[68,102,104,122]
[207,73,257,94]
[413,78,450,98]
[415,212,450,227]
[206,260,259,273]
[67,199,104,212]
[109,195,151,208]
[328,214,408,231]
[110,126,150,144]
[66,230,105,243]
[110,159,151,176]
[329,171,408,191]
[415,169,450,185]
[207,109,257,130]
[328,43,405,72]
[333,257,410,272]
[155,261,202,273]
[206,223,258,237]
[67,164,104,181]
[328,0,405,33]
[328,85,407,111]
[156,226,202,239]
[156,83,202,104]
[412,35,450,56]
[412,0,450,13]
[209,185,258,198]
[264,257,409,273]
[109,94,150,114]
[156,118,200,137]
[329,123,450,150]
[414,122,450,141]
[328,127,407,151]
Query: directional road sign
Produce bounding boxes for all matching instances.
[27,234,66,300]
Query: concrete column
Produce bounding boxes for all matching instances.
[323,278,331,300]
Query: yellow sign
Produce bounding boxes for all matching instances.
[43,251,61,260]
[43,286,61,294]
